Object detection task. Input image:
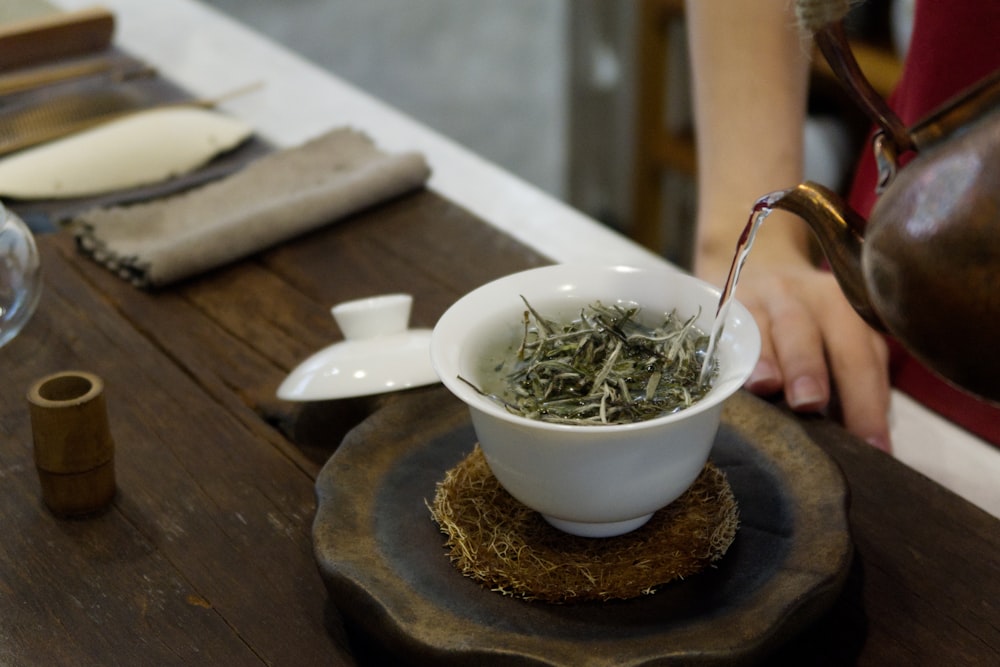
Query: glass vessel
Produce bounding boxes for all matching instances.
[0,203,42,349]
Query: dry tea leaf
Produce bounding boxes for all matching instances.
[466,299,717,426]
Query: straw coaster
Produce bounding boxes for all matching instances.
[429,445,739,604]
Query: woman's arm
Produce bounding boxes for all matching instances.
[686,0,812,283]
[685,0,892,451]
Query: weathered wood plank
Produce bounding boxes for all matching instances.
[2,188,995,666]
[769,415,1000,665]
[1,240,352,665]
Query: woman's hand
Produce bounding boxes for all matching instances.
[724,256,893,452]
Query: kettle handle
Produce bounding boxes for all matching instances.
[794,0,915,156]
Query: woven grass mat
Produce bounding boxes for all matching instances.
[429,445,739,603]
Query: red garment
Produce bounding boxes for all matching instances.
[846,0,1000,444]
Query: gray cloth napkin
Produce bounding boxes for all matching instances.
[73,127,431,288]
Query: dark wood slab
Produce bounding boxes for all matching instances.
[0,188,997,665]
[0,7,114,71]
[0,189,547,665]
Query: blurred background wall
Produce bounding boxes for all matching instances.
[201,0,911,269]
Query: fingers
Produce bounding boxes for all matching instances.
[744,303,784,395]
[734,270,892,452]
[741,277,831,411]
[823,313,893,452]
[766,286,830,412]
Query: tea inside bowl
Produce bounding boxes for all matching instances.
[468,298,716,426]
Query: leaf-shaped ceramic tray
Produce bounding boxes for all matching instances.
[313,387,852,666]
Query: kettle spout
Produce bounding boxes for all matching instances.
[769,182,887,332]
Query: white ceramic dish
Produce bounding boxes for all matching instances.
[278,294,439,401]
[430,264,761,538]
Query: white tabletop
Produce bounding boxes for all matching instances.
[49,0,1000,519]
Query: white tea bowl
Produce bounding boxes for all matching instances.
[430,264,760,538]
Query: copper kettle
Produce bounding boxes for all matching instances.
[769,19,1000,402]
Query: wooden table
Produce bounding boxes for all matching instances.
[1,190,998,665]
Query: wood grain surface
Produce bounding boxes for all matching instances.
[0,189,997,665]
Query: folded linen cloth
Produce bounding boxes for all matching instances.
[72,127,431,288]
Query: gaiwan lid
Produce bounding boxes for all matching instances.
[277,294,439,401]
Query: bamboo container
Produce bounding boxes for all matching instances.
[27,371,116,517]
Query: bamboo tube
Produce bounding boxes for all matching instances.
[27,371,116,517]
